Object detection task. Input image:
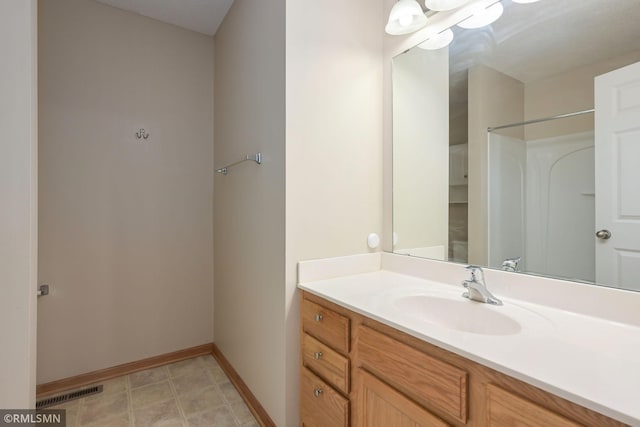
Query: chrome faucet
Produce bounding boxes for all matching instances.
[501,257,521,272]
[462,265,502,305]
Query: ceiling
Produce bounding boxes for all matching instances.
[438,0,640,128]
[95,0,234,36]
[451,0,640,83]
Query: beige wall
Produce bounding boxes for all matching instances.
[0,0,38,408]
[285,1,384,424]
[213,0,286,424]
[38,0,214,383]
[214,0,383,424]
[467,65,524,265]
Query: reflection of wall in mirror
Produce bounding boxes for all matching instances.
[468,65,524,265]
[525,49,640,140]
[392,48,449,258]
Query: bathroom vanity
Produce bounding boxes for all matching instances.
[298,253,639,427]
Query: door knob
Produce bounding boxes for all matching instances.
[596,229,612,240]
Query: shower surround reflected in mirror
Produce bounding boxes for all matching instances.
[488,117,595,284]
[391,0,640,291]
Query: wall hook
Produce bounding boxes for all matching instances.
[135,128,150,139]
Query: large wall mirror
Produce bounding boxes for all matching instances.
[392,0,640,291]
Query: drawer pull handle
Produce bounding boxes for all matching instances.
[313,388,323,397]
[313,351,323,360]
[314,313,323,322]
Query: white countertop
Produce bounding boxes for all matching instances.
[298,254,640,426]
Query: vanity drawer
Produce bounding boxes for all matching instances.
[357,325,468,423]
[486,385,582,427]
[303,333,350,394]
[301,367,349,427]
[302,298,350,354]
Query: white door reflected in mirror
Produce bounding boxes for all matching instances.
[595,61,640,291]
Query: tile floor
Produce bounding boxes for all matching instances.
[48,355,260,427]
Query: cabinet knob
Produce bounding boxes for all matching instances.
[313,351,323,360]
[313,388,323,397]
[314,313,323,322]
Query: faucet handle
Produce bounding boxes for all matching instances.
[465,265,484,282]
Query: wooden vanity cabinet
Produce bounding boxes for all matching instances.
[300,291,629,427]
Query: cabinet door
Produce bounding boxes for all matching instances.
[486,384,582,427]
[356,369,450,427]
[449,144,468,186]
[357,325,467,422]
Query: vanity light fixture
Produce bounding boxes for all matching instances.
[425,0,472,11]
[418,28,455,49]
[386,0,517,47]
[457,2,504,29]
[385,0,428,35]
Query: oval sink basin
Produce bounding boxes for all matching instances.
[392,295,522,335]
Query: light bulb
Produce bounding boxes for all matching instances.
[399,15,413,27]
[385,0,428,35]
[457,2,504,29]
